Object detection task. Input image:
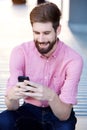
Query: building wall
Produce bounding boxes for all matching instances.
[69,0,87,24]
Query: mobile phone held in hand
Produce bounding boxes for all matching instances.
[18,76,31,92]
[18,76,30,82]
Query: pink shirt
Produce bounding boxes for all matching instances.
[7,40,83,106]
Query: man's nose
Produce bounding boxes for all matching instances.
[38,34,44,42]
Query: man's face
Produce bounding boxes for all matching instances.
[32,22,57,55]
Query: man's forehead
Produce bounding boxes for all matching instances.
[32,22,53,31]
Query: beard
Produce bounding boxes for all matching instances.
[34,39,56,55]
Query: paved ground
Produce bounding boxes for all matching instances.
[0,0,87,129]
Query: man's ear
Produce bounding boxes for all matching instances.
[56,25,61,35]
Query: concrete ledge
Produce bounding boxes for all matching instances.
[76,116,87,130]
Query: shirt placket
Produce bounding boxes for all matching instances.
[41,59,50,107]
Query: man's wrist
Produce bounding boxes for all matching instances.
[48,91,56,102]
[5,94,16,102]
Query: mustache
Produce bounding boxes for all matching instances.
[35,41,50,45]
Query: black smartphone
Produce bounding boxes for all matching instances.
[18,76,29,82]
[18,76,31,92]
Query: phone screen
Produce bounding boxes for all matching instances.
[18,76,29,82]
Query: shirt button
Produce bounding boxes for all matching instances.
[44,76,47,79]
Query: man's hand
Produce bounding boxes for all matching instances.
[6,82,30,101]
[22,80,55,101]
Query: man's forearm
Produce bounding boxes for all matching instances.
[48,93,72,121]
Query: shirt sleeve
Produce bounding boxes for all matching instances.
[6,46,25,92]
[59,56,83,105]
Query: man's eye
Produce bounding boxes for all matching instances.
[34,32,40,34]
[44,32,50,35]
[33,31,40,35]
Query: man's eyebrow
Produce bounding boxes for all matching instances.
[33,30,51,33]
[33,30,40,33]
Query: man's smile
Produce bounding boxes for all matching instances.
[38,42,49,49]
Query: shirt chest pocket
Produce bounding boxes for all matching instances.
[51,75,64,93]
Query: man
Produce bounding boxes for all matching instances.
[0,2,83,130]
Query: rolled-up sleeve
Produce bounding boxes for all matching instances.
[59,55,83,105]
[6,46,25,92]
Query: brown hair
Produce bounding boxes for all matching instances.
[30,2,61,31]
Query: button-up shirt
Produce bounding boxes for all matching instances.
[7,40,83,106]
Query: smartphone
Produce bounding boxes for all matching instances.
[18,76,29,82]
[18,76,31,92]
